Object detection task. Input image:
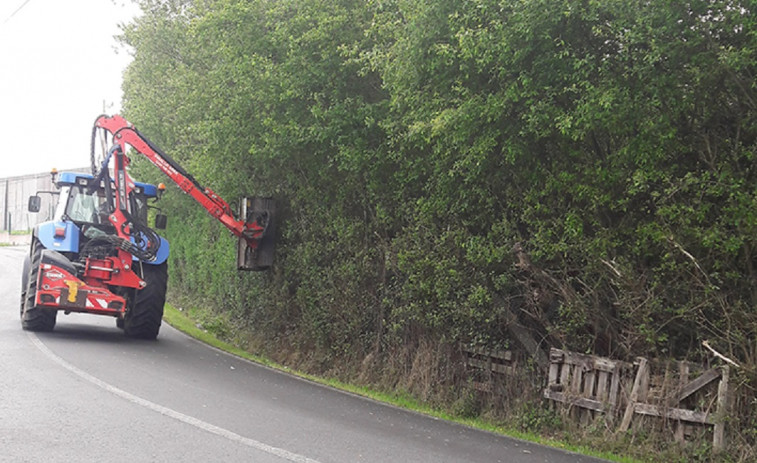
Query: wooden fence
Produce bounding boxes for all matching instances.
[543,348,634,424]
[462,346,515,393]
[462,345,733,453]
[617,358,731,451]
[543,348,731,452]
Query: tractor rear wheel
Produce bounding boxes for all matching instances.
[124,262,167,340]
[21,238,57,332]
[20,253,30,318]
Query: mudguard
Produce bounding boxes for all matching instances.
[36,221,80,253]
[133,235,170,266]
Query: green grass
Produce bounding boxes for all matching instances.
[1,230,30,246]
[162,302,641,463]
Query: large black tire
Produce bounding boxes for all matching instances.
[124,262,167,339]
[20,254,30,318]
[21,238,57,332]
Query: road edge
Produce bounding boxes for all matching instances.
[161,302,630,463]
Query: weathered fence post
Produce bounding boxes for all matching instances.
[674,362,689,443]
[619,357,649,432]
[713,366,730,453]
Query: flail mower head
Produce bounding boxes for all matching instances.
[237,197,276,271]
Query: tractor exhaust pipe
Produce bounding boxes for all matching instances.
[237,197,276,271]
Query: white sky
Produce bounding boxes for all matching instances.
[0,0,141,178]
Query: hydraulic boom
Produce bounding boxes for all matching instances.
[92,114,275,271]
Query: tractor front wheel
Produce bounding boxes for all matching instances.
[124,262,167,340]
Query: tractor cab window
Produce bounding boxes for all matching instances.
[58,182,149,226]
[64,185,112,225]
[130,193,148,225]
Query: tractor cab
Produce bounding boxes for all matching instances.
[28,172,167,259]
[29,172,163,228]
[51,172,159,227]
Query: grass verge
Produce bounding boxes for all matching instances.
[162,302,640,463]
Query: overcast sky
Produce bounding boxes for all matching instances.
[0,0,140,178]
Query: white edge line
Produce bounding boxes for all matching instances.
[27,332,321,463]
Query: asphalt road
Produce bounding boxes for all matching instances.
[1,245,608,463]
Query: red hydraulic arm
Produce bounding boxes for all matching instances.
[94,114,267,249]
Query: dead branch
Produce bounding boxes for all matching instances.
[702,340,741,369]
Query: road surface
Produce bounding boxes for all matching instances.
[1,245,608,462]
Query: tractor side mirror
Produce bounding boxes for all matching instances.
[28,195,41,213]
[154,213,167,230]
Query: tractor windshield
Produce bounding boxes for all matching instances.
[63,185,113,225]
[58,184,149,226]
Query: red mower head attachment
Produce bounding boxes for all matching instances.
[237,197,276,271]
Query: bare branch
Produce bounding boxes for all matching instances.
[702,340,741,369]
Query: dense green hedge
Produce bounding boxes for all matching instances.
[121,0,755,450]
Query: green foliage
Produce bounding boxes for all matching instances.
[518,403,563,434]
[120,0,756,454]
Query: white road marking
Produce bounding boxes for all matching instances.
[28,332,322,463]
